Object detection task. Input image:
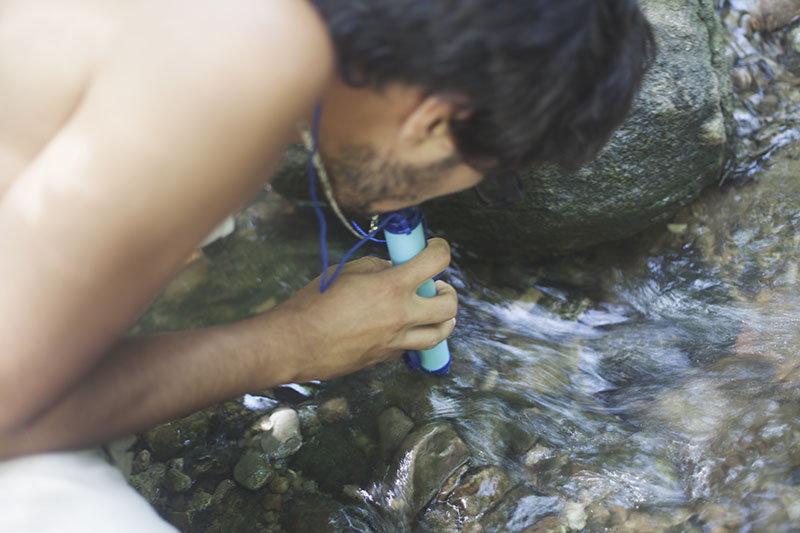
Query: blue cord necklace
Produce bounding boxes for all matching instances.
[302,103,400,292]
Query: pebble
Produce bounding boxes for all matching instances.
[524,444,554,468]
[732,68,753,90]
[268,476,290,494]
[317,397,351,424]
[260,408,303,459]
[262,493,282,511]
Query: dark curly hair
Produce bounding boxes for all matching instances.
[310,0,656,172]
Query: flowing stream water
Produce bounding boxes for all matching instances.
[130,2,800,531]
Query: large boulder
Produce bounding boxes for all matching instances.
[271,0,734,259]
[425,0,735,259]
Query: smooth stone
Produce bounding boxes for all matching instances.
[377,406,415,456]
[386,422,470,517]
[260,408,303,460]
[233,451,275,491]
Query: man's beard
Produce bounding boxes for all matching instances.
[323,144,462,215]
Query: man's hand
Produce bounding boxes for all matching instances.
[267,237,458,383]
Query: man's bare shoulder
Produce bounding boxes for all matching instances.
[119,0,335,103]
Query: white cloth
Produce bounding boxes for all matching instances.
[0,450,177,533]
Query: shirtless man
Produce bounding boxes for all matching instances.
[0,0,654,530]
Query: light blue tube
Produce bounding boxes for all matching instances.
[384,219,451,374]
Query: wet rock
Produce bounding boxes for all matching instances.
[216,485,268,533]
[259,408,303,460]
[268,476,290,494]
[377,406,415,456]
[585,501,611,528]
[480,485,562,532]
[386,423,470,518]
[563,500,586,531]
[262,493,282,510]
[233,451,275,491]
[297,406,322,437]
[132,449,152,475]
[164,468,193,494]
[164,511,193,531]
[317,397,351,424]
[290,422,378,493]
[523,515,563,533]
[212,479,237,504]
[283,494,345,532]
[128,463,167,504]
[524,444,555,469]
[448,466,512,520]
[143,411,209,460]
[438,464,469,502]
[421,504,461,532]
[749,0,800,32]
[190,490,213,512]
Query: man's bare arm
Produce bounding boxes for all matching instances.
[0,243,457,459]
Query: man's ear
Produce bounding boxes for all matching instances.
[398,95,471,149]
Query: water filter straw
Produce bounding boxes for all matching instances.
[381,208,451,374]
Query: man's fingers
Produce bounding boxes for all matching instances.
[394,238,451,286]
[322,256,392,279]
[343,255,393,274]
[410,280,458,325]
[402,318,456,351]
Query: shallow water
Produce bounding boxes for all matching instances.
[132,3,800,531]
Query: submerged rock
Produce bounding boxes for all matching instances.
[479,485,562,532]
[749,0,800,32]
[385,422,470,518]
[377,406,415,457]
[448,466,512,520]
